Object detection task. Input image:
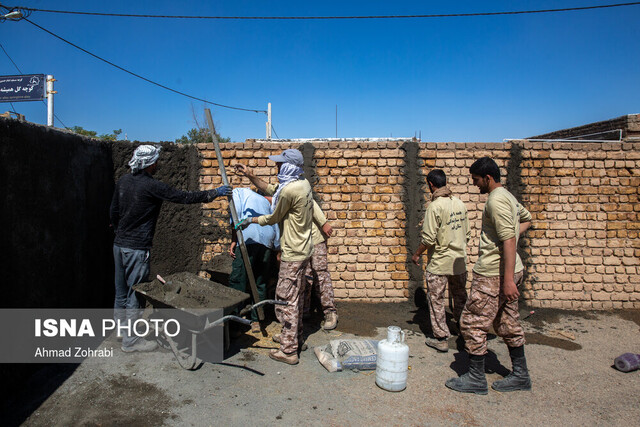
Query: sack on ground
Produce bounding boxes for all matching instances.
[314,339,378,372]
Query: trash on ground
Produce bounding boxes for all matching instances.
[614,353,640,373]
[549,329,576,341]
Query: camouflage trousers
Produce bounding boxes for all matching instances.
[460,271,525,356]
[275,258,310,354]
[424,271,468,339]
[303,241,337,316]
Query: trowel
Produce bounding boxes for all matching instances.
[157,274,181,294]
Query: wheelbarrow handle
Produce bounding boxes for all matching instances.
[253,299,288,308]
[208,315,252,328]
[238,299,288,317]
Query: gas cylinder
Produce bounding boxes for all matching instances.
[375,326,409,392]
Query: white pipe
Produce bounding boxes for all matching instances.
[561,129,623,140]
[505,128,623,143]
[46,75,55,127]
[266,102,272,140]
[504,138,623,143]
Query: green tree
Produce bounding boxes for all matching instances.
[70,126,98,138]
[175,105,231,144]
[175,127,230,144]
[71,126,122,141]
[99,129,123,141]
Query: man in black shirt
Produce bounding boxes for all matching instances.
[110,144,231,352]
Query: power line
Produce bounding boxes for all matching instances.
[8,2,640,20]
[0,41,70,128]
[0,42,23,72]
[21,18,267,114]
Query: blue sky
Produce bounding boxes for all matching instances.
[1,1,639,142]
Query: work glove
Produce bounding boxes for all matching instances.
[213,185,232,198]
[235,217,252,230]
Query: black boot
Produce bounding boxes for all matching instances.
[445,354,488,395]
[492,346,532,392]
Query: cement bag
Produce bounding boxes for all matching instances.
[314,339,378,372]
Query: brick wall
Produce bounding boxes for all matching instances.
[196,139,640,309]
[517,140,640,309]
[530,114,640,141]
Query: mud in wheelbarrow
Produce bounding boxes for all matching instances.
[134,272,285,370]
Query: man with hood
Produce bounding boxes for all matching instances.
[412,169,470,353]
[110,144,231,353]
[235,149,317,365]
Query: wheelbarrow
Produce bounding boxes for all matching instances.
[134,272,286,370]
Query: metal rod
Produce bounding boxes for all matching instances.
[46,74,54,126]
[266,102,272,140]
[204,108,264,320]
[561,129,623,140]
[208,315,252,328]
[504,138,623,143]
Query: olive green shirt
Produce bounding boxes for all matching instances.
[421,195,470,275]
[473,187,532,277]
[259,181,316,262]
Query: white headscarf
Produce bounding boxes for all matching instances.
[129,145,161,173]
[271,162,304,211]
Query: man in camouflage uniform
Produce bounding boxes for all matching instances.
[446,157,532,395]
[303,202,338,330]
[411,169,470,352]
[236,149,322,365]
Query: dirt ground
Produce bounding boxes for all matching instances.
[3,303,640,427]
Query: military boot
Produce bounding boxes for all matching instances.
[272,334,307,351]
[425,336,449,353]
[492,346,532,392]
[323,312,338,330]
[269,349,299,365]
[445,354,488,395]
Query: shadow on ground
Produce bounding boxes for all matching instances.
[0,364,78,427]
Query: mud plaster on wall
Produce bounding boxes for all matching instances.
[111,142,217,278]
[299,143,320,202]
[506,142,533,293]
[401,141,426,303]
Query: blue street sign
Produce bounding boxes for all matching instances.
[0,74,46,102]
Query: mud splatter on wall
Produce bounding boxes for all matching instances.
[401,140,426,304]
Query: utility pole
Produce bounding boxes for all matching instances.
[266,102,272,140]
[46,75,56,126]
[335,105,337,138]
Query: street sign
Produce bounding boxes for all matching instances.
[0,74,46,102]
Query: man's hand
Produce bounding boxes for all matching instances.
[229,241,237,259]
[276,251,281,262]
[234,164,252,177]
[321,222,333,237]
[235,217,253,230]
[502,277,520,301]
[214,185,232,198]
[412,243,429,266]
[411,253,421,266]
[234,163,270,192]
